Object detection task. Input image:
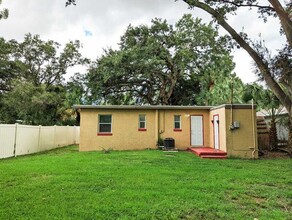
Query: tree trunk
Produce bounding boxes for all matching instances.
[268,0,292,47]
[183,0,292,139]
[288,117,292,157]
[269,117,278,151]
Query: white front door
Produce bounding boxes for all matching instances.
[213,115,220,150]
[191,116,203,146]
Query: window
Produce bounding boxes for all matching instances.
[138,114,146,131]
[174,115,181,131]
[98,115,112,135]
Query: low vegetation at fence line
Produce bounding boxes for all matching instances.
[0,146,291,220]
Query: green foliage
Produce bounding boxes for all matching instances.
[88,14,237,105]
[65,73,90,106]
[196,73,245,105]
[242,83,280,112]
[0,38,19,94]
[0,146,291,219]
[0,34,88,125]
[0,0,8,20]
[14,34,87,87]
[1,81,66,125]
[243,83,282,149]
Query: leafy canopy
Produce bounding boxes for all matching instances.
[0,34,88,125]
[88,14,239,105]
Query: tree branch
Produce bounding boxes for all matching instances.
[183,0,291,114]
[220,0,275,11]
[268,0,292,47]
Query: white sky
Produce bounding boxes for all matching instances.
[0,0,286,83]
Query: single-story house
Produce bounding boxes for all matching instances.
[73,104,258,159]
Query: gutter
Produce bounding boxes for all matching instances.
[72,105,213,111]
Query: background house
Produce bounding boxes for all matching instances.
[257,109,289,142]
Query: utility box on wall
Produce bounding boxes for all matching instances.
[233,121,240,129]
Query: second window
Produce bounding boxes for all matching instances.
[139,114,146,130]
[174,115,181,130]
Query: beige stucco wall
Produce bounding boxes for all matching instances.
[210,106,258,159]
[80,109,157,151]
[210,107,227,152]
[225,108,258,159]
[79,108,210,151]
[158,109,210,149]
[79,105,258,158]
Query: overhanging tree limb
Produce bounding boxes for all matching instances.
[268,0,292,47]
[183,0,291,116]
[221,0,275,11]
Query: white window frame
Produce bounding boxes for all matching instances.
[138,114,146,130]
[98,114,112,133]
[174,115,181,129]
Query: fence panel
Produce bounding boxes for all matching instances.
[39,126,55,151]
[75,126,80,144]
[0,124,80,159]
[15,125,39,156]
[0,124,16,159]
[55,126,69,147]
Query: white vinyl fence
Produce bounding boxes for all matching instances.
[0,124,80,159]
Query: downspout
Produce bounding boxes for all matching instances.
[230,77,234,130]
[155,109,159,146]
[230,78,234,154]
[160,110,165,135]
[251,99,257,159]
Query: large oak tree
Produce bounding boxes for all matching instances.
[87,14,238,105]
[0,34,88,125]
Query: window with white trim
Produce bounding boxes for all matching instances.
[139,114,146,130]
[174,115,181,129]
[98,115,112,133]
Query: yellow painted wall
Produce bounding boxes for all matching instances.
[210,106,258,159]
[80,109,157,151]
[79,106,257,158]
[158,110,210,149]
[210,108,227,152]
[225,108,258,159]
[79,108,210,151]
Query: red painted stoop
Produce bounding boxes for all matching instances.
[187,147,227,159]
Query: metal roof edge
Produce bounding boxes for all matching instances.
[72,105,213,110]
[210,104,257,111]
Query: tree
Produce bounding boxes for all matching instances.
[13,34,87,88]
[196,73,245,106]
[1,81,66,125]
[182,0,292,134]
[0,38,19,95]
[63,73,90,125]
[0,34,88,125]
[88,14,237,105]
[0,0,8,20]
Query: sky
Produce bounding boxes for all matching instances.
[0,0,286,83]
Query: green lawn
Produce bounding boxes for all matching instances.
[0,146,291,220]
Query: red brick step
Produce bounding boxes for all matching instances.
[187,147,227,159]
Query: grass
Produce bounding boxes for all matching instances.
[0,145,291,220]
